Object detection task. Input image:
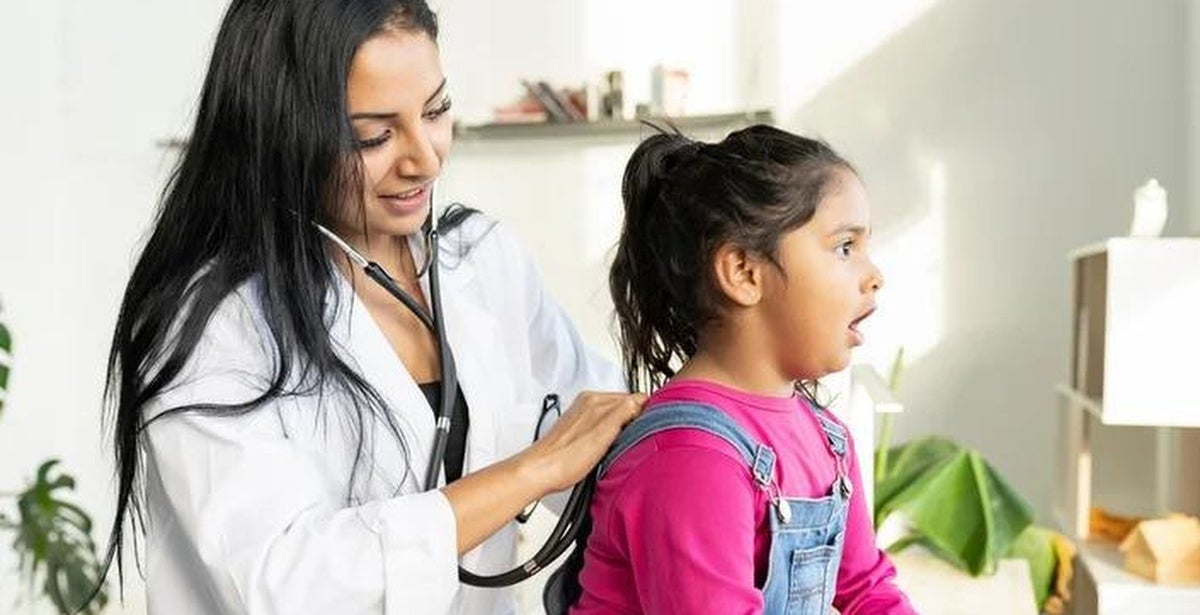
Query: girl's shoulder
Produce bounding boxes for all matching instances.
[593,423,765,529]
[600,403,761,491]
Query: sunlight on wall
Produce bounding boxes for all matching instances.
[858,157,948,372]
[776,0,941,112]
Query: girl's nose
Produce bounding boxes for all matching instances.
[865,260,884,293]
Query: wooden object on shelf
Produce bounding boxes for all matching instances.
[1118,515,1200,585]
[1071,541,1200,615]
[1089,507,1143,543]
[452,110,774,141]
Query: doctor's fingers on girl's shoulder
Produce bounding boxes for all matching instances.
[572,391,647,427]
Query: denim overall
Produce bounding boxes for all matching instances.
[597,401,852,615]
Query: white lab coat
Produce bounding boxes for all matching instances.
[141,215,623,615]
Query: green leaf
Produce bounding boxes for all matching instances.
[1005,525,1058,610]
[875,437,1034,577]
[0,316,9,419]
[6,459,109,614]
[874,436,959,524]
[0,364,9,418]
[982,460,1036,566]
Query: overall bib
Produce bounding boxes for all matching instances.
[597,401,852,614]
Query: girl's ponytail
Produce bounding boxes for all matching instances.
[610,129,703,393]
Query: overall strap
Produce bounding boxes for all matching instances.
[808,404,854,500]
[810,407,849,459]
[598,402,777,489]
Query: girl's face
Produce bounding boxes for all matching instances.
[342,30,453,241]
[759,171,883,380]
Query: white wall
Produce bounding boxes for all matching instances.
[445,0,1195,525]
[0,1,225,611]
[777,0,1190,522]
[0,0,1195,612]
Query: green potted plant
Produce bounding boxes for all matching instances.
[872,349,1074,614]
[0,301,109,614]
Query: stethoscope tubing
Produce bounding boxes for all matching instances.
[313,202,592,588]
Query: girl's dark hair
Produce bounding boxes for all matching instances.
[609,124,854,393]
[98,0,453,600]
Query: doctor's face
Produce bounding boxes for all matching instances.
[341,29,453,241]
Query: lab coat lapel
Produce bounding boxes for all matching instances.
[328,269,436,495]
[408,231,505,477]
[436,260,502,474]
[429,239,514,576]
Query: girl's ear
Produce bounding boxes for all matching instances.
[712,241,765,307]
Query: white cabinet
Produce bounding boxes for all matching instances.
[1057,238,1200,615]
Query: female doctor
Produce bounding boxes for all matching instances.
[98,1,644,613]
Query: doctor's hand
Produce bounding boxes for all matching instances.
[523,391,647,494]
[442,391,645,555]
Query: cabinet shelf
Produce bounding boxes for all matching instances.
[1056,383,1200,428]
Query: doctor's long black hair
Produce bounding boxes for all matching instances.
[98,0,464,599]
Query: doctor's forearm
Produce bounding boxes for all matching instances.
[442,391,645,556]
[440,452,548,555]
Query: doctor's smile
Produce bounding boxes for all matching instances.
[377,183,433,217]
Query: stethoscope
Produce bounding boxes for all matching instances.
[311,194,594,587]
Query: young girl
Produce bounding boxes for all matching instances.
[570,126,915,614]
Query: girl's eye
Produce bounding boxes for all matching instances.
[424,97,453,120]
[837,239,854,258]
[357,130,391,149]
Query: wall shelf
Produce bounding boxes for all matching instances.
[1055,383,1104,422]
[452,110,774,141]
[157,110,776,150]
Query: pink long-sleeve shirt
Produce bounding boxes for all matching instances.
[571,379,915,614]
